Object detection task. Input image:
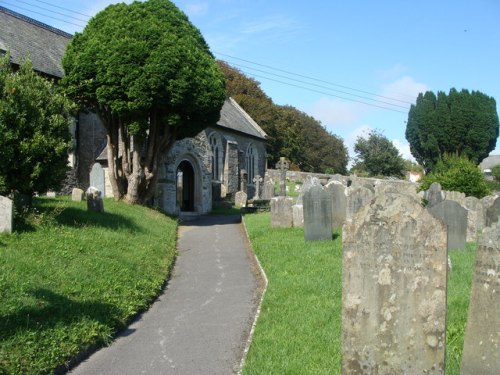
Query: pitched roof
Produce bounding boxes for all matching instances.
[216,97,267,140]
[0,6,70,78]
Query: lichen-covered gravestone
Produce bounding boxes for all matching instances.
[71,188,84,202]
[270,196,293,228]
[303,185,332,241]
[346,185,373,222]
[425,182,444,208]
[464,197,485,242]
[428,200,467,250]
[485,196,500,227]
[0,195,13,234]
[461,222,499,374]
[234,191,247,208]
[342,193,448,375]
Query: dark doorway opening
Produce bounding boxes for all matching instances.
[177,160,195,212]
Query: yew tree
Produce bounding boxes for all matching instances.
[405,89,499,172]
[61,0,226,203]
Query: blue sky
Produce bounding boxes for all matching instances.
[5,0,500,162]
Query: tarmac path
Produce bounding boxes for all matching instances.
[69,214,261,375]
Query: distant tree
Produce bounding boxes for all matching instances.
[353,130,406,177]
[0,55,72,202]
[492,164,500,181]
[419,154,490,198]
[62,0,226,203]
[406,89,499,172]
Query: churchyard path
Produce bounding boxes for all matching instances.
[69,214,261,375]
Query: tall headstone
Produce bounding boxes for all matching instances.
[0,196,13,234]
[296,176,321,205]
[71,188,84,202]
[252,175,263,199]
[292,204,303,228]
[240,169,248,194]
[342,193,448,375]
[325,181,347,229]
[485,196,500,227]
[425,182,444,208]
[89,163,105,197]
[270,196,293,228]
[428,200,467,250]
[461,223,500,374]
[346,186,373,222]
[303,185,332,241]
[262,178,275,200]
[464,197,485,242]
[86,187,104,213]
[275,157,289,197]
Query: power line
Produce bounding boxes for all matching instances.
[0,1,86,27]
[13,0,88,22]
[32,0,92,18]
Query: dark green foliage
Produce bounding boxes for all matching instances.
[0,55,71,198]
[352,130,406,177]
[218,61,348,174]
[419,154,490,198]
[61,0,226,203]
[491,164,500,181]
[406,89,499,172]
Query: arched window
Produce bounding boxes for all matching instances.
[246,143,258,184]
[209,132,222,181]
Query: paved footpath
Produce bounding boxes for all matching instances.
[69,214,260,375]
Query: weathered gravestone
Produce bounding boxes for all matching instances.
[262,178,275,200]
[0,196,13,234]
[252,175,263,200]
[292,204,303,228]
[86,187,104,212]
[485,196,500,228]
[426,182,444,208]
[46,191,56,198]
[296,176,321,206]
[303,185,332,241]
[428,200,467,250]
[464,197,485,242]
[461,222,500,374]
[275,157,289,197]
[342,193,448,375]
[270,196,293,228]
[346,185,374,222]
[325,181,347,229]
[240,169,248,194]
[234,191,248,208]
[445,190,466,206]
[71,188,84,202]
[89,163,105,197]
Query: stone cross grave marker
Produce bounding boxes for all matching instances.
[428,200,467,250]
[461,222,499,374]
[342,193,448,375]
[0,195,13,234]
[252,175,263,199]
[303,185,332,241]
[275,157,289,196]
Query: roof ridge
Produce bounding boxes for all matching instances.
[228,97,267,138]
[0,5,72,39]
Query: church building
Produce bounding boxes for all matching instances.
[0,6,267,215]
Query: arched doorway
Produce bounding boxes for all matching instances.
[177,160,195,212]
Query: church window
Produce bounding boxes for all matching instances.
[246,143,258,184]
[209,132,222,181]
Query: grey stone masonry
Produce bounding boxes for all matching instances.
[428,200,467,250]
[342,193,448,375]
[425,182,444,208]
[461,222,500,374]
[485,196,500,228]
[325,181,347,229]
[275,157,289,197]
[346,186,374,222]
[71,188,84,202]
[464,197,485,242]
[303,185,332,241]
[270,196,293,228]
[0,195,13,234]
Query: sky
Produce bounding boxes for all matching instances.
[3,0,500,163]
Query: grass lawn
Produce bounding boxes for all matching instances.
[242,212,475,375]
[0,197,177,374]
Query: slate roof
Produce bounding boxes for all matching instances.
[0,6,266,140]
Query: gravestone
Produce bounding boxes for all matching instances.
[296,176,321,206]
[46,191,56,198]
[303,185,332,241]
[428,200,467,250]
[270,196,293,228]
[275,157,289,196]
[262,179,275,200]
[342,193,448,375]
[464,197,485,242]
[425,182,444,207]
[485,196,500,227]
[252,175,263,199]
[0,195,13,234]
[445,190,466,206]
[346,186,373,222]
[86,187,104,213]
[234,191,247,208]
[461,222,500,374]
[89,163,105,197]
[325,181,347,229]
[240,169,248,194]
[292,204,303,228]
[72,188,84,202]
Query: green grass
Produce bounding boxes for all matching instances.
[242,212,342,375]
[0,197,177,374]
[242,212,474,375]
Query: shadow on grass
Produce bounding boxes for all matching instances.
[0,288,123,343]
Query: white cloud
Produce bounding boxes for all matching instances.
[391,138,416,162]
[309,97,365,130]
[184,2,209,17]
[379,76,428,105]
